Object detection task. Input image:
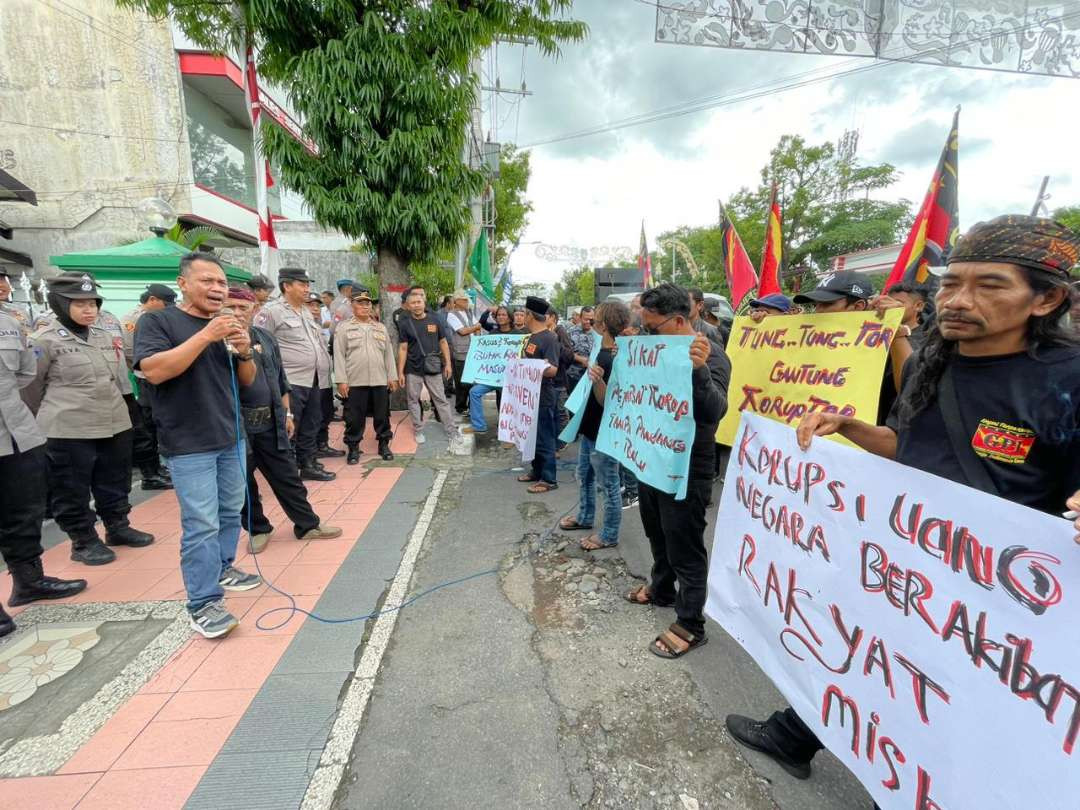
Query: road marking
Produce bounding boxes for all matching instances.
[300,468,449,810]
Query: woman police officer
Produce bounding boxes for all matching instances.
[25,272,154,565]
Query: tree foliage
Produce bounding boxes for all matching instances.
[492,144,533,268]
[1055,205,1080,234]
[551,265,594,312]
[117,0,585,298]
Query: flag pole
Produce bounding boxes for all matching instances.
[1030,176,1050,216]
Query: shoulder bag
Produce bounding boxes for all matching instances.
[406,316,443,376]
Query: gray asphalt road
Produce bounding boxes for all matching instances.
[335,434,871,810]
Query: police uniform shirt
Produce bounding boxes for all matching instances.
[333,318,397,387]
[95,310,134,395]
[330,295,353,335]
[120,307,146,368]
[0,300,32,340]
[0,311,45,456]
[27,322,131,439]
[253,299,330,388]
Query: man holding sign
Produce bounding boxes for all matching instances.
[621,284,729,659]
[515,296,561,493]
[725,215,1080,796]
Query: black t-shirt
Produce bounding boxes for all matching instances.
[133,307,240,456]
[522,329,561,405]
[553,325,573,390]
[878,328,927,426]
[887,346,1080,514]
[578,348,613,442]
[399,314,444,375]
[240,358,273,409]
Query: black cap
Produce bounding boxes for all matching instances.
[48,272,103,301]
[525,295,551,318]
[145,283,176,304]
[279,267,312,284]
[246,273,273,290]
[793,270,873,304]
[351,290,378,304]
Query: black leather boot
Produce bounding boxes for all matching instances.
[315,442,346,458]
[140,465,174,491]
[9,557,88,606]
[300,461,335,481]
[0,604,14,638]
[70,531,117,566]
[105,519,155,547]
[346,445,360,465]
[378,440,394,461]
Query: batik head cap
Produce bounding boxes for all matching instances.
[939,214,1080,278]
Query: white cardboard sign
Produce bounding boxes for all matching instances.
[707,413,1080,809]
[497,358,546,462]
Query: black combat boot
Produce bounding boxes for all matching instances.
[346,445,360,465]
[300,461,335,481]
[0,604,14,638]
[70,531,117,566]
[9,557,87,606]
[140,464,174,491]
[105,519,155,548]
[378,439,394,461]
[315,442,346,458]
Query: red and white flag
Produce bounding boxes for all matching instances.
[244,47,279,283]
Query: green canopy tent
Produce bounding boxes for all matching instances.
[50,235,251,319]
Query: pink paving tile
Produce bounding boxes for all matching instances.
[75,765,206,810]
[58,693,171,775]
[180,634,292,692]
[111,712,241,770]
[292,538,360,565]
[235,537,304,567]
[239,593,320,636]
[138,568,186,601]
[110,543,182,571]
[227,564,286,598]
[224,594,261,621]
[75,569,173,603]
[344,486,395,504]
[0,774,100,810]
[263,563,336,596]
[318,518,373,540]
[44,570,124,605]
[140,638,217,694]
[156,687,256,722]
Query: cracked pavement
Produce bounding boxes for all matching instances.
[334,436,871,809]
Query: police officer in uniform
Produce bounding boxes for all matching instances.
[120,284,175,489]
[0,269,32,338]
[254,267,337,481]
[0,308,87,637]
[333,290,398,464]
[25,272,155,565]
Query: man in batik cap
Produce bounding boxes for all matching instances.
[726,214,1080,788]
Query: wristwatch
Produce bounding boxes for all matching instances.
[236,353,254,361]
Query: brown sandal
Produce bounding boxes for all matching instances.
[517,473,539,483]
[559,517,592,531]
[651,624,708,659]
[527,481,558,493]
[580,534,617,551]
[624,584,673,607]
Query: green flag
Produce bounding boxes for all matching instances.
[469,230,494,298]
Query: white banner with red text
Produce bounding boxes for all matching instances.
[497,358,546,462]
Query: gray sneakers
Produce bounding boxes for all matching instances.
[218,565,262,591]
[189,600,239,639]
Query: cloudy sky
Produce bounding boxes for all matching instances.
[488,0,1080,287]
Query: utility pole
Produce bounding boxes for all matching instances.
[455,53,484,290]
[1030,176,1050,216]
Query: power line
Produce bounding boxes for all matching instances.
[0,117,189,144]
[523,7,1080,148]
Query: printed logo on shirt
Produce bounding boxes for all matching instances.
[971,419,1035,464]
[426,324,437,333]
[124,321,136,332]
[524,342,537,356]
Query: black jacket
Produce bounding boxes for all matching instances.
[250,325,292,451]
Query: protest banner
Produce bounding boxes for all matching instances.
[716,310,902,446]
[557,331,602,444]
[497,358,547,461]
[708,413,1080,809]
[595,335,695,500]
[461,333,528,387]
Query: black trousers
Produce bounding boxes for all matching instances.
[638,477,712,637]
[344,385,392,446]
[241,428,320,538]
[130,384,160,470]
[47,431,133,538]
[765,707,824,763]
[0,441,46,566]
[289,376,322,465]
[452,357,470,412]
[317,386,334,446]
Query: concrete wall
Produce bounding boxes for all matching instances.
[0,0,193,280]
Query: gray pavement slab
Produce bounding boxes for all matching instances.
[185,750,322,810]
[222,672,351,754]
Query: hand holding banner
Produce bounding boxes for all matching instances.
[717,310,902,446]
[461,333,528,387]
[708,413,1080,810]
[497,358,547,461]
[558,331,602,444]
[596,335,695,500]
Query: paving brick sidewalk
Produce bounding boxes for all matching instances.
[0,413,430,810]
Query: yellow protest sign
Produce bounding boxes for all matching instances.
[716,309,903,446]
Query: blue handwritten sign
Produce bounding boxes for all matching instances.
[557,331,602,444]
[461,333,528,387]
[596,336,695,500]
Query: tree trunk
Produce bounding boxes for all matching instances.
[377,245,410,412]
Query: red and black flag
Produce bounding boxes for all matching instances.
[719,201,759,310]
[757,184,783,298]
[885,108,960,290]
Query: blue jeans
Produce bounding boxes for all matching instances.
[531,398,558,485]
[469,383,496,432]
[575,437,622,545]
[167,442,246,614]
